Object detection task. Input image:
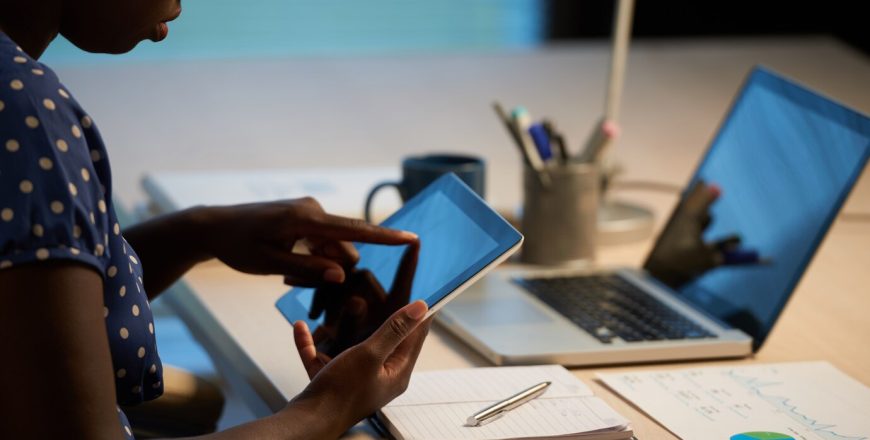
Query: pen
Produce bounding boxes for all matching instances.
[466,381,551,427]
[543,119,569,164]
[492,102,550,187]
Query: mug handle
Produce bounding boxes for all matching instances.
[364,181,402,223]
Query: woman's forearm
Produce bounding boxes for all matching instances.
[123,206,216,298]
[172,395,350,440]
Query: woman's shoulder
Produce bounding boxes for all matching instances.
[0,35,109,273]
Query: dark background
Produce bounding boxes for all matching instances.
[547,0,869,55]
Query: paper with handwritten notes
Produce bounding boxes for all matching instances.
[597,361,870,440]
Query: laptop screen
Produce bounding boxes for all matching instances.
[646,67,870,350]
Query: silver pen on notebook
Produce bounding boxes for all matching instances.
[465,381,551,427]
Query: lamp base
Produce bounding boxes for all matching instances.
[598,199,655,245]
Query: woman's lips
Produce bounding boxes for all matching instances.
[151,22,169,42]
[150,7,181,42]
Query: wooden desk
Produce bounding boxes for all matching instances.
[133,37,870,439]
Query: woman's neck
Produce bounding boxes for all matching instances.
[0,1,62,59]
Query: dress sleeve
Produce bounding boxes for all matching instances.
[0,70,108,275]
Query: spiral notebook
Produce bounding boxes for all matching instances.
[377,365,633,440]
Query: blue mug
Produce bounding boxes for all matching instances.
[364,154,486,222]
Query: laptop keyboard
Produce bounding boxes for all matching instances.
[514,274,716,344]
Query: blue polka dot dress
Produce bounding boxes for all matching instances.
[0,32,162,438]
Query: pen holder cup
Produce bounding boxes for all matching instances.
[520,163,599,266]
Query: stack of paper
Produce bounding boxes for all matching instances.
[379,365,633,440]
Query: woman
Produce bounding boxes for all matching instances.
[0,0,431,438]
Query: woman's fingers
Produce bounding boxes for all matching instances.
[293,321,326,379]
[268,249,347,285]
[365,300,428,361]
[303,213,417,245]
[385,317,431,372]
[387,240,420,310]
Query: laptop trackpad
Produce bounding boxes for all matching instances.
[448,297,552,326]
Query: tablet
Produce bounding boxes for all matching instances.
[275,173,523,328]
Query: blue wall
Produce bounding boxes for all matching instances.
[43,0,545,65]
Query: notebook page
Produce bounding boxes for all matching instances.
[381,396,629,440]
[390,365,593,406]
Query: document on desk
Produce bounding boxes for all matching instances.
[378,365,633,440]
[597,361,870,440]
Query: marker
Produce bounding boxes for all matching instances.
[528,123,553,162]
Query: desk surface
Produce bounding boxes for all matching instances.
[128,37,870,439]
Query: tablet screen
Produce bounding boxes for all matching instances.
[277,173,522,329]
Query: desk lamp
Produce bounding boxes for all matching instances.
[578,0,655,244]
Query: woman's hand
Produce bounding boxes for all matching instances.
[308,240,420,357]
[290,300,431,435]
[198,197,417,285]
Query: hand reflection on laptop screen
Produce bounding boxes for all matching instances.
[646,71,870,348]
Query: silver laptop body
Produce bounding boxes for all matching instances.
[438,266,751,366]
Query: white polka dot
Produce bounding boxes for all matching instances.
[94,243,105,256]
[152,381,161,389]
[32,224,44,237]
[149,364,157,374]
[129,255,139,265]
[10,79,23,90]
[31,68,44,76]
[137,347,145,358]
[119,285,127,297]
[116,368,126,378]
[58,88,70,99]
[70,247,80,255]
[19,180,33,193]
[131,385,141,394]
[5,139,19,152]
[90,149,101,162]
[0,260,11,269]
[81,115,93,128]
[124,425,132,436]
[107,265,118,277]
[104,233,109,246]
[148,322,154,334]
[0,100,4,111]
[68,182,77,196]
[89,212,96,224]
[132,304,140,317]
[119,327,129,339]
[42,98,56,111]
[13,56,26,64]
[50,201,64,214]
[1,208,13,222]
[72,225,82,238]
[71,124,82,138]
[98,199,107,213]
[103,306,108,318]
[55,139,68,152]
[25,116,39,128]
[113,223,121,235]
[38,157,53,170]
[81,168,90,181]
[35,248,49,260]
[129,263,133,273]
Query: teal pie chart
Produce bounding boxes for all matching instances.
[731,433,794,440]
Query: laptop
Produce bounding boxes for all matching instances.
[438,66,870,366]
